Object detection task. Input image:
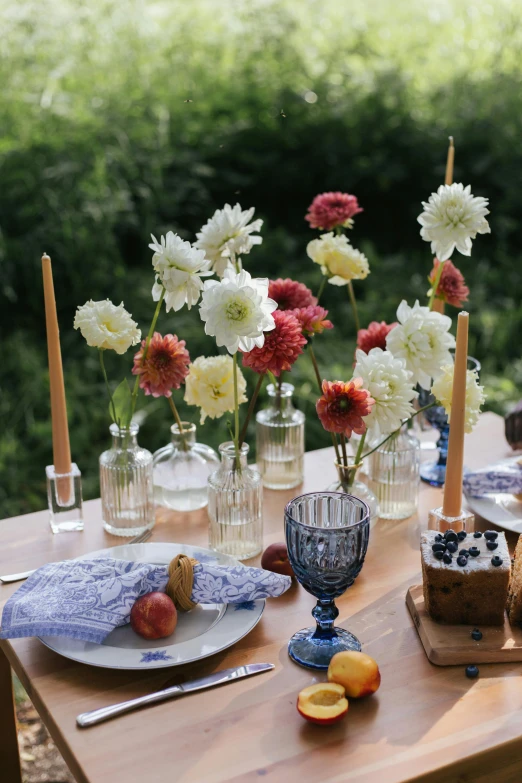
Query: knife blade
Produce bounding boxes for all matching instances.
[76,662,274,728]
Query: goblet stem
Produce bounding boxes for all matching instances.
[312,599,339,641]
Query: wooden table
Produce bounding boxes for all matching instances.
[1,412,521,783]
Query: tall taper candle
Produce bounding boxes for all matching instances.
[442,311,469,517]
[445,136,454,186]
[42,254,72,489]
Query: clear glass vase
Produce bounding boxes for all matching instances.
[369,429,420,520]
[99,423,155,536]
[326,461,379,520]
[208,442,263,560]
[153,422,220,512]
[256,382,305,490]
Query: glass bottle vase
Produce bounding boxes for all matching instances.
[153,422,220,512]
[369,429,420,520]
[256,382,305,490]
[208,442,263,560]
[99,423,155,536]
[326,460,379,520]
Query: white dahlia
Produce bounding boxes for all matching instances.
[195,203,263,277]
[353,348,417,438]
[184,355,247,424]
[149,232,212,312]
[431,364,486,433]
[306,232,370,285]
[73,300,141,354]
[199,268,277,354]
[386,300,456,390]
[417,183,490,261]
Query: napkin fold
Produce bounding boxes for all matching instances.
[0,556,291,644]
[463,457,522,498]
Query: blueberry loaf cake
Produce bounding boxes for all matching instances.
[421,529,510,626]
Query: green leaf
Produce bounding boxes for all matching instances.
[110,379,132,427]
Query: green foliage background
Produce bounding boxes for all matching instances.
[1,0,521,517]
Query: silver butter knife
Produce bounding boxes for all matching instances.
[76,663,274,728]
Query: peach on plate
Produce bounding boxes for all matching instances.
[130,591,178,640]
[327,650,381,698]
[261,542,295,578]
[297,683,348,724]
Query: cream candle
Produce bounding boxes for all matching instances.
[445,136,454,186]
[442,311,469,517]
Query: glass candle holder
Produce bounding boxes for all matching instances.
[285,492,370,670]
[326,460,379,520]
[369,429,420,520]
[99,423,155,537]
[46,463,84,533]
[153,422,220,512]
[208,442,263,560]
[256,382,305,490]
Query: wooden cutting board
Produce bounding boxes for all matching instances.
[406,584,522,665]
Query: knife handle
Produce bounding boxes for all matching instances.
[76,685,183,728]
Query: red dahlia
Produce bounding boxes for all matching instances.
[428,258,470,308]
[316,378,374,437]
[356,321,397,354]
[305,191,363,231]
[132,332,190,397]
[293,305,333,336]
[241,310,307,376]
[268,278,317,311]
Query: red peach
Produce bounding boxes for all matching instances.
[261,542,295,578]
[327,651,381,698]
[297,683,348,724]
[130,592,177,640]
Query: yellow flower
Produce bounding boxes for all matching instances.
[431,364,486,433]
[184,355,247,423]
[73,299,141,354]
[306,232,370,285]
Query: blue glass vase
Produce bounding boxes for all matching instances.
[284,492,370,670]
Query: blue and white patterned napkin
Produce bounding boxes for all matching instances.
[464,457,522,498]
[0,556,291,644]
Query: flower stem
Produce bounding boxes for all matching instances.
[232,352,241,469]
[167,395,188,451]
[428,260,445,310]
[129,287,165,425]
[361,402,436,460]
[340,434,349,467]
[308,343,342,465]
[347,281,360,333]
[239,372,265,447]
[354,430,367,466]
[99,349,118,424]
[316,276,326,304]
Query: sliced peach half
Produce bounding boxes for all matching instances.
[297,682,348,725]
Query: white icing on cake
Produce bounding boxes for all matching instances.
[421,530,510,573]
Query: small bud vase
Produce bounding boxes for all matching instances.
[369,429,420,520]
[153,422,220,512]
[207,442,263,560]
[99,423,155,536]
[326,460,379,520]
[256,382,305,490]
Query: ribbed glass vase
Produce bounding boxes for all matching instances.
[153,422,220,512]
[326,460,379,520]
[207,442,263,560]
[369,429,420,520]
[256,382,305,490]
[99,423,155,536]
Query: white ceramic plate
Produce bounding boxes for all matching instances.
[466,494,522,534]
[38,543,265,670]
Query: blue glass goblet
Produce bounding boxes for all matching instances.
[419,356,481,487]
[284,492,370,670]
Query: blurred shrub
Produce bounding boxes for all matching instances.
[1,0,521,516]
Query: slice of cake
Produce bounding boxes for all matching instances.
[421,529,510,626]
[507,535,522,625]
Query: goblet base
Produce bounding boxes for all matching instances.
[420,460,446,487]
[288,626,361,670]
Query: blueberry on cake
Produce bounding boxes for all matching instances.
[507,535,522,625]
[421,529,510,626]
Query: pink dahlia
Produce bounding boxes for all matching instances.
[132,332,190,397]
[305,191,363,230]
[292,305,333,336]
[241,310,307,376]
[429,258,470,308]
[268,278,317,311]
[356,321,397,354]
[316,378,374,437]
